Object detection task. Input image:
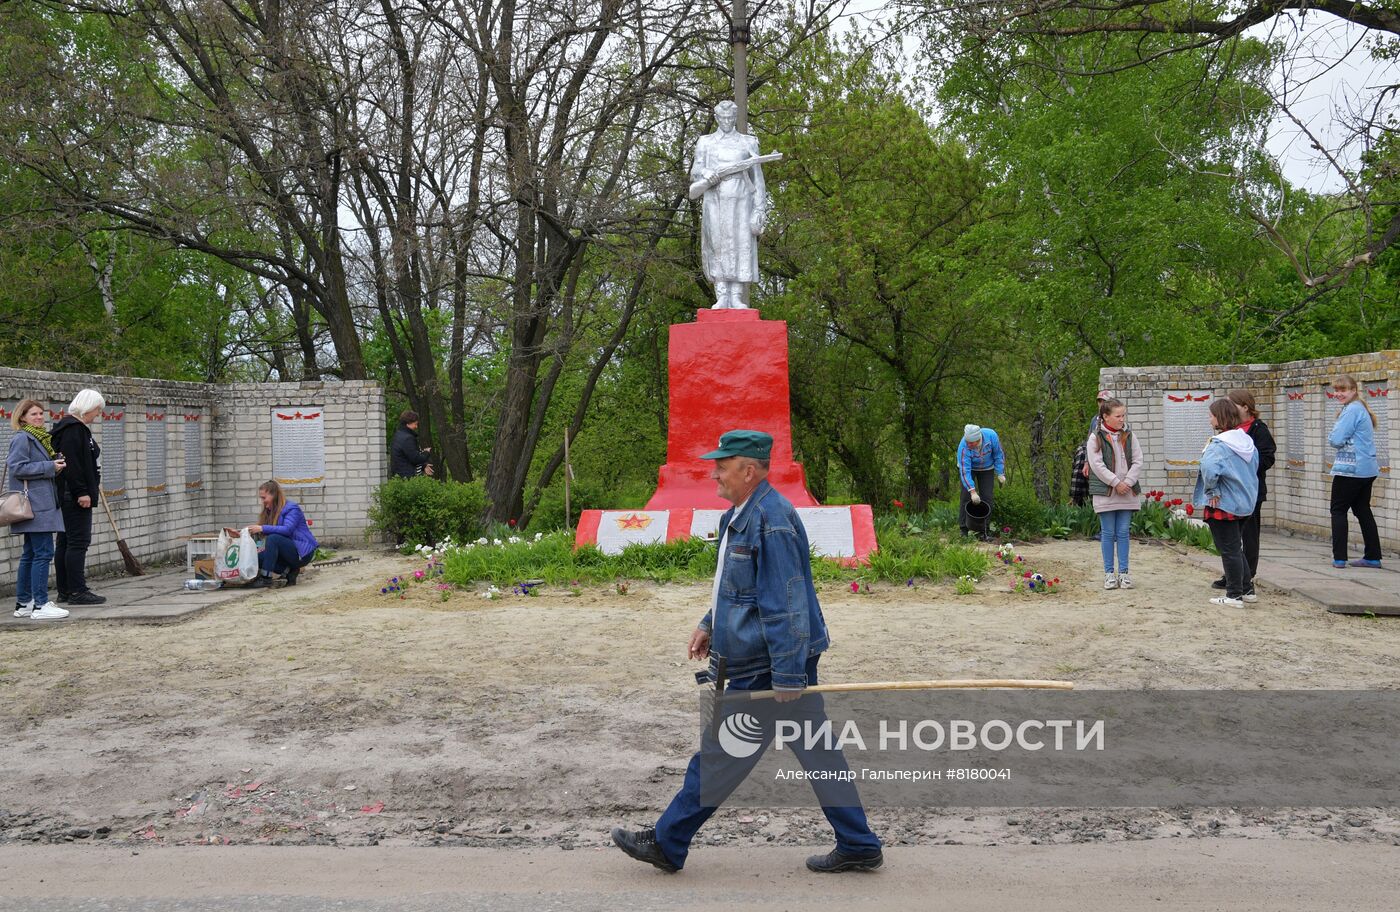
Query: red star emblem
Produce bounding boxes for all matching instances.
[615,513,653,531]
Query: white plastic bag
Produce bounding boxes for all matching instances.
[216,528,261,582]
[236,528,259,581]
[216,529,241,581]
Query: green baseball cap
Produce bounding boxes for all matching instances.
[700,429,773,460]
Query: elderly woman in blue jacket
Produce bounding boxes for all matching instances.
[1192,399,1260,608]
[957,424,1006,539]
[1326,374,1382,569]
[7,399,69,620]
[227,480,318,588]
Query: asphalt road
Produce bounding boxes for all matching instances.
[2,841,1399,911]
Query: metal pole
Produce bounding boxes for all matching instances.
[563,430,572,531]
[732,0,748,133]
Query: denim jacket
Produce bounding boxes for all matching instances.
[1328,401,1379,478]
[699,480,829,689]
[1191,432,1260,517]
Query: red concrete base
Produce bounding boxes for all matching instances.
[645,309,817,509]
[575,309,877,564]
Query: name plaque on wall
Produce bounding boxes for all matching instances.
[99,408,126,499]
[1163,391,1213,466]
[271,408,326,487]
[183,411,204,490]
[1284,388,1305,469]
[145,408,167,494]
[1365,380,1390,472]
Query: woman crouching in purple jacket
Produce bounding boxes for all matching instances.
[230,480,318,587]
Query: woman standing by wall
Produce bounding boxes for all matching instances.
[7,399,68,620]
[1327,374,1382,569]
[1220,390,1276,600]
[51,389,106,605]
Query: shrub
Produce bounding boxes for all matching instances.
[368,476,488,547]
[987,484,1049,539]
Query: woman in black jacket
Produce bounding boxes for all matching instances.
[51,388,106,605]
[389,410,434,479]
[1218,389,1276,601]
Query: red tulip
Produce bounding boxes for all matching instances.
[892,499,905,508]
[1185,504,1195,516]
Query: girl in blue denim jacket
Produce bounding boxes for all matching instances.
[1327,374,1382,568]
[1192,399,1259,607]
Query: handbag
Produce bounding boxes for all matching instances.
[0,464,33,527]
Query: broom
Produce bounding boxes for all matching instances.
[99,492,145,576]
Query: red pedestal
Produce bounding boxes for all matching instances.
[645,309,818,510]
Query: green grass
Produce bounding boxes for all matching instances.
[438,530,992,588]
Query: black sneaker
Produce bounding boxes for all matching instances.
[1210,577,1227,590]
[68,591,107,606]
[610,827,678,873]
[806,847,884,873]
[56,591,71,604]
[286,565,300,587]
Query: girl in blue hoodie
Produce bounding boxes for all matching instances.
[1192,399,1259,607]
[1327,374,1382,569]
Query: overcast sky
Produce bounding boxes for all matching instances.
[831,4,1395,194]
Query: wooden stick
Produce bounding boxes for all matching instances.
[741,679,1073,700]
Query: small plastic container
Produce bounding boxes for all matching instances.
[184,579,222,591]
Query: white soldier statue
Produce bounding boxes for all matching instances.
[688,100,782,310]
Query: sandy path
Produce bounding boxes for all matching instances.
[1,539,1397,848]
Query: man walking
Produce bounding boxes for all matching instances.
[611,429,883,874]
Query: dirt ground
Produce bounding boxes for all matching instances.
[2,538,1398,850]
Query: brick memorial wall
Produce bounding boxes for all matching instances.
[1101,351,1399,553]
[0,368,385,584]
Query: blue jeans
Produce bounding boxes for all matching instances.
[1098,509,1133,574]
[16,533,55,605]
[654,655,881,869]
[258,533,311,575]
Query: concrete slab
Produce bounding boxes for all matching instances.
[0,567,258,629]
[1173,529,1399,615]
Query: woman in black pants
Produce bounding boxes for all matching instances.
[51,388,106,605]
[1212,390,1274,602]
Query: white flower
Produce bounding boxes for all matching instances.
[492,538,503,546]
[508,536,521,544]
[534,532,543,542]
[476,537,488,545]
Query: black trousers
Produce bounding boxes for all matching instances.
[1331,476,1382,562]
[55,500,94,595]
[958,469,996,536]
[1241,507,1262,580]
[1207,517,1248,600]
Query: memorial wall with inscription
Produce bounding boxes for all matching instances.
[1102,351,1399,553]
[0,368,385,585]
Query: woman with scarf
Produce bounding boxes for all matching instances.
[1086,398,1143,590]
[1192,399,1260,609]
[6,399,69,620]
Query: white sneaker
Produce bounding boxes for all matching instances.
[12,599,34,618]
[29,602,70,620]
[1104,574,1119,590]
[1241,589,1258,604]
[1118,575,1134,590]
[1209,595,1244,609]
